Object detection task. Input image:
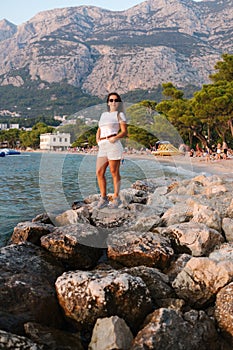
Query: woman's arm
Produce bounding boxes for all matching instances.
[96,128,101,143]
[109,121,127,143]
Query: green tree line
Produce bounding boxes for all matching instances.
[155,54,233,149]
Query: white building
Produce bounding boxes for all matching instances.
[40,132,71,151]
[0,123,20,130]
[9,124,20,129]
[0,123,8,130]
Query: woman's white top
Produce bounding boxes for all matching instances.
[98,111,126,138]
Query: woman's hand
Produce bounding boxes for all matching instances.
[109,136,117,143]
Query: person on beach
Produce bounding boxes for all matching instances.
[222,141,228,159]
[96,92,128,209]
[195,144,203,157]
[216,142,222,160]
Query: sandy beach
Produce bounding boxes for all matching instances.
[125,152,233,178]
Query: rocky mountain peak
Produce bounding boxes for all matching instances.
[0,19,17,42]
[0,0,232,97]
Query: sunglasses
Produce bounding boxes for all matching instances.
[109,98,121,103]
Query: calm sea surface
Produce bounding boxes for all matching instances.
[0,152,202,247]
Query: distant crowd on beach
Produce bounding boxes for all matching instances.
[180,141,232,162]
[68,142,232,162]
[68,145,152,156]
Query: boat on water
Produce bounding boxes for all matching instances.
[0,148,21,156]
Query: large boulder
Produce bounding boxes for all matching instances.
[191,202,222,231]
[146,186,173,216]
[53,207,90,226]
[215,282,233,346]
[90,207,134,228]
[10,221,54,246]
[0,243,64,335]
[41,224,103,269]
[123,266,174,304]
[119,188,148,206]
[130,214,161,232]
[204,183,228,197]
[107,231,174,269]
[161,202,193,227]
[130,308,220,350]
[172,256,233,307]
[162,222,224,256]
[55,269,152,332]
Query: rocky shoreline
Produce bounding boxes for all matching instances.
[1,174,233,349]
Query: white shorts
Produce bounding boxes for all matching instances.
[97,140,123,160]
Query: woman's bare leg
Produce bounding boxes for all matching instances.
[109,159,121,198]
[96,157,109,197]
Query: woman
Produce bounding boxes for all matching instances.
[216,142,222,160]
[222,141,228,159]
[96,92,127,209]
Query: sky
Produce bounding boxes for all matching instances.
[0,0,202,25]
[0,0,147,25]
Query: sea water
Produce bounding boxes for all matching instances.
[0,152,202,247]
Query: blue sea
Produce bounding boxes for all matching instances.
[0,152,202,247]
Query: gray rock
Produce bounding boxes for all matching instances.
[165,253,192,282]
[172,256,233,307]
[0,329,42,350]
[191,203,222,231]
[209,243,233,262]
[215,282,233,346]
[161,202,193,226]
[130,214,161,232]
[131,180,157,193]
[32,212,53,224]
[119,188,148,206]
[55,269,152,332]
[163,222,224,256]
[222,218,233,242]
[107,230,174,269]
[53,207,90,226]
[226,198,233,218]
[204,184,228,197]
[0,243,64,334]
[24,322,84,350]
[147,187,173,216]
[10,221,54,246]
[130,308,220,350]
[41,224,103,268]
[89,316,133,350]
[91,207,134,228]
[123,266,174,304]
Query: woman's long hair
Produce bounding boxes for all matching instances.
[106,92,124,113]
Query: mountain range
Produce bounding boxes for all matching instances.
[0,0,232,98]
